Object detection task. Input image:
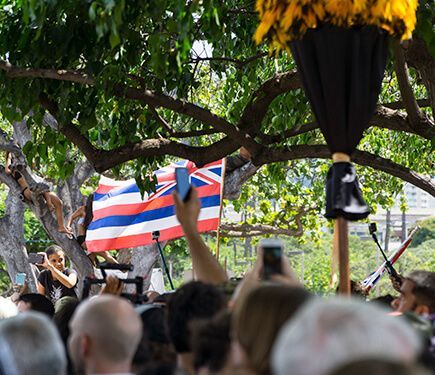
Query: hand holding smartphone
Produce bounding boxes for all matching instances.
[175,167,191,202]
[260,239,283,280]
[15,273,26,286]
[28,253,45,265]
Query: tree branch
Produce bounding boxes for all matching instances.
[238,70,302,137]
[1,60,259,151]
[404,36,435,116]
[260,105,435,144]
[383,98,430,110]
[188,52,268,68]
[0,60,93,85]
[172,128,219,138]
[94,136,239,172]
[253,144,435,196]
[112,84,261,152]
[393,41,431,128]
[223,162,259,200]
[149,107,174,135]
[218,222,304,238]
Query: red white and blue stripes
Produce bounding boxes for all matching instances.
[86,159,225,252]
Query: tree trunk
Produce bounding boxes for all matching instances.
[385,209,391,252]
[0,191,37,292]
[127,244,160,292]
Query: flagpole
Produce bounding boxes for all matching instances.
[332,153,350,295]
[216,158,226,263]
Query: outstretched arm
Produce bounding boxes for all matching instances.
[173,188,227,285]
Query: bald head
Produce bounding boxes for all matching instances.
[68,295,142,373]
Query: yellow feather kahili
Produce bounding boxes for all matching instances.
[254,0,419,51]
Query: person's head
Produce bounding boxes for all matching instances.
[145,290,160,303]
[0,297,17,319]
[17,293,55,317]
[272,297,422,375]
[166,281,225,354]
[46,245,66,272]
[395,271,435,315]
[328,359,430,375]
[0,311,66,375]
[68,295,142,374]
[234,285,311,375]
[53,296,80,342]
[133,304,175,371]
[336,280,366,299]
[191,311,232,375]
[371,294,395,309]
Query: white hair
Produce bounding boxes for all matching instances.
[272,297,422,375]
[0,297,17,319]
[0,311,66,375]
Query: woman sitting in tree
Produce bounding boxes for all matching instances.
[5,152,72,236]
[67,194,117,265]
[37,245,78,304]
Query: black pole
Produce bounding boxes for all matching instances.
[153,231,174,290]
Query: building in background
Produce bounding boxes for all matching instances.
[350,182,435,249]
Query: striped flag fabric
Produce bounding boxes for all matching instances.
[86,159,225,252]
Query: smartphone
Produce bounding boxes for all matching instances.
[175,167,191,202]
[260,239,283,280]
[28,253,45,265]
[15,273,26,286]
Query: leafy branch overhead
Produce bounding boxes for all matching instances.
[0,0,433,205]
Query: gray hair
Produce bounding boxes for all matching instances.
[0,297,17,320]
[272,297,422,375]
[0,311,66,375]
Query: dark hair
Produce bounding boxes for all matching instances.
[153,293,172,306]
[166,282,225,353]
[133,306,175,369]
[137,362,175,375]
[191,311,231,373]
[408,271,435,313]
[45,245,64,257]
[329,359,425,375]
[52,297,80,343]
[52,297,80,375]
[336,280,366,299]
[234,285,312,375]
[18,293,55,318]
[370,294,395,309]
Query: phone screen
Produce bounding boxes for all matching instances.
[175,167,191,201]
[15,273,26,285]
[262,246,282,280]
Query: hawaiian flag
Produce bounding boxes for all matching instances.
[86,159,225,252]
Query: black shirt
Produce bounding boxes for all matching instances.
[37,269,78,303]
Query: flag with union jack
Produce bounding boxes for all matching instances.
[86,159,225,252]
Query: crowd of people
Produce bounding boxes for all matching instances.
[0,187,434,375]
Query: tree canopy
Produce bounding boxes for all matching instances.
[0,0,433,232]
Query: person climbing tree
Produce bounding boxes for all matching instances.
[5,152,72,236]
[67,194,117,265]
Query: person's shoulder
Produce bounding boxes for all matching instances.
[64,268,77,276]
[37,269,50,281]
